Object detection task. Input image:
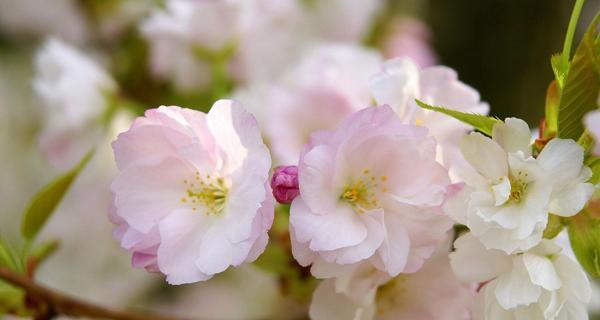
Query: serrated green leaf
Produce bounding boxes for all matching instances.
[568,206,600,278]
[21,151,93,240]
[557,13,600,140]
[415,99,502,136]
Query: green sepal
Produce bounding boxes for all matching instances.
[543,214,566,239]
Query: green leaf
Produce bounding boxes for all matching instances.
[557,13,600,140]
[568,206,600,278]
[0,240,21,272]
[415,99,502,136]
[551,54,569,89]
[21,151,93,240]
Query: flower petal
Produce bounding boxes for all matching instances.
[460,132,508,183]
[290,197,367,251]
[494,257,542,309]
[537,138,585,188]
[157,210,212,285]
[492,118,532,156]
[522,253,562,291]
[449,233,511,283]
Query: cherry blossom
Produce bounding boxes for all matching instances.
[290,105,453,278]
[140,0,306,91]
[369,57,489,172]
[264,44,382,164]
[33,37,117,169]
[309,236,475,320]
[110,100,273,284]
[445,118,594,253]
[451,233,591,319]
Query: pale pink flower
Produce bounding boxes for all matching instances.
[305,0,384,43]
[369,58,489,172]
[265,44,382,165]
[140,0,306,91]
[110,100,274,284]
[33,38,116,169]
[584,109,600,155]
[309,236,475,320]
[290,105,453,278]
[382,17,437,68]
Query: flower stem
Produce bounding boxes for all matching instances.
[0,266,186,320]
[562,0,586,66]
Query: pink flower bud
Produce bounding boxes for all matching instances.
[271,165,299,204]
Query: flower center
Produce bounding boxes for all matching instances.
[340,169,388,214]
[181,171,228,215]
[508,171,529,203]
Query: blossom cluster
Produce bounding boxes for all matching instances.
[24,0,600,319]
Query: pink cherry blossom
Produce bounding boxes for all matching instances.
[264,44,382,165]
[33,38,116,169]
[309,236,475,320]
[110,100,274,284]
[369,58,489,174]
[290,105,453,278]
[382,17,437,68]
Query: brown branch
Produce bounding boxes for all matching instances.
[0,266,186,320]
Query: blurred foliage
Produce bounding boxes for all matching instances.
[426,0,600,125]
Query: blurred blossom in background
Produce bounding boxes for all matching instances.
[0,0,599,319]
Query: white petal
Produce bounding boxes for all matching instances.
[494,258,542,309]
[449,233,511,283]
[442,183,471,225]
[491,177,511,206]
[460,132,508,183]
[537,138,585,188]
[522,253,562,291]
[309,280,373,320]
[492,118,532,156]
[369,57,420,120]
[553,255,591,303]
[556,299,589,320]
[549,180,595,217]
